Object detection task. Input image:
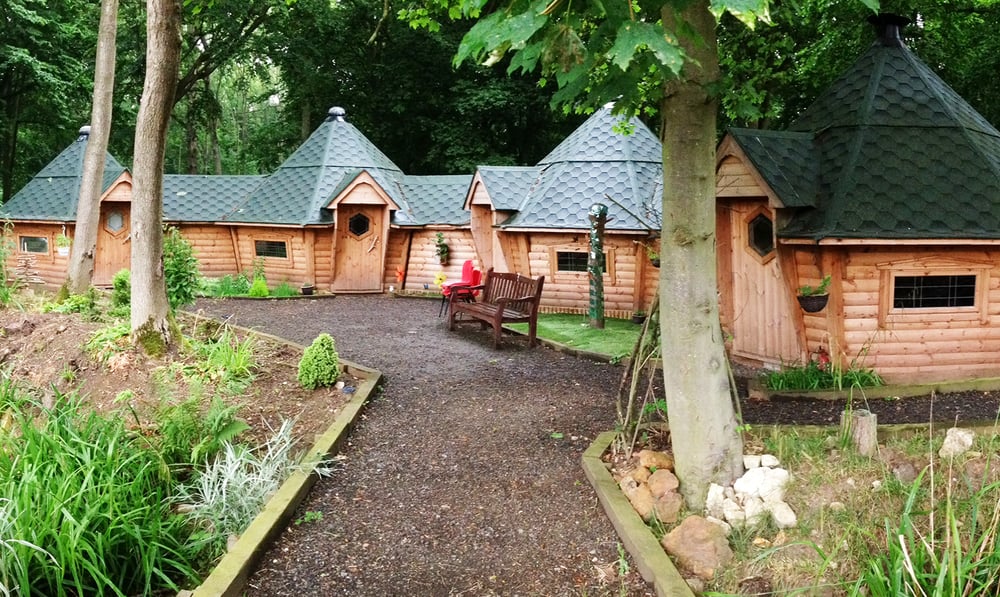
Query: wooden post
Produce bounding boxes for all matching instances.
[841,408,878,457]
[588,203,608,329]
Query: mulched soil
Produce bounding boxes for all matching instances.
[191,294,1000,595]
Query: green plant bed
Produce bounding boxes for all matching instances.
[505,313,639,359]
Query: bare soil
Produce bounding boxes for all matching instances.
[5,294,1000,596]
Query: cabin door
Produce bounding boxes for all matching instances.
[94,204,130,286]
[723,199,800,364]
[333,205,384,292]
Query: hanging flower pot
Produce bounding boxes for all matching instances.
[797,294,829,313]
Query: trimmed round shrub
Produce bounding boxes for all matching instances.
[297,333,340,389]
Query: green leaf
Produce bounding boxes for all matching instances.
[709,0,772,29]
[607,21,684,75]
[456,0,549,66]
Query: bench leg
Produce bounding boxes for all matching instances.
[527,318,538,347]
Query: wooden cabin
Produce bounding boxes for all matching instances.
[715,14,1000,383]
[1,107,661,317]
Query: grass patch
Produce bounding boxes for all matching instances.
[506,313,640,359]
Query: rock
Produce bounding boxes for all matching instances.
[637,449,674,471]
[619,477,655,521]
[705,484,726,519]
[733,466,767,497]
[661,515,734,581]
[628,466,652,484]
[647,468,680,498]
[685,577,706,593]
[759,467,791,504]
[940,428,975,459]
[760,454,780,468]
[829,501,846,512]
[743,496,768,526]
[705,516,732,536]
[893,461,918,484]
[654,491,684,524]
[769,500,798,529]
[743,454,762,469]
[722,498,745,527]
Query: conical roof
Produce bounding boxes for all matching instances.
[755,14,1000,240]
[1,127,127,221]
[495,106,663,231]
[226,107,408,225]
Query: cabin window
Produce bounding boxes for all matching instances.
[254,240,288,259]
[893,275,976,309]
[748,214,774,257]
[105,210,125,233]
[348,213,371,238]
[19,236,49,254]
[557,251,602,272]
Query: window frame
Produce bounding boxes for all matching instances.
[18,235,50,255]
[253,238,290,260]
[549,245,616,280]
[877,258,989,326]
[743,207,776,265]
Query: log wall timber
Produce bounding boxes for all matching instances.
[795,246,1000,383]
[183,225,238,278]
[4,224,68,287]
[716,155,762,198]
[400,229,477,291]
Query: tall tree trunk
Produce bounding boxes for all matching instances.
[659,0,743,509]
[130,0,181,353]
[67,0,119,295]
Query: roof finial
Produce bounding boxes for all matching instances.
[78,125,91,140]
[328,106,347,122]
[868,13,911,48]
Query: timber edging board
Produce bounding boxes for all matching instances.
[750,376,1000,402]
[582,432,694,597]
[181,359,381,597]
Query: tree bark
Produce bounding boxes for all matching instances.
[67,0,118,295]
[130,0,181,352]
[659,0,743,509]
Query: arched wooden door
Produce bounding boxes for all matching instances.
[94,204,130,286]
[333,204,384,292]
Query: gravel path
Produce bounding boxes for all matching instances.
[193,295,654,596]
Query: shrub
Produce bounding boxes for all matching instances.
[111,269,131,308]
[272,281,298,297]
[163,227,199,310]
[297,333,340,389]
[248,277,269,297]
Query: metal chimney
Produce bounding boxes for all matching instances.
[868,13,911,47]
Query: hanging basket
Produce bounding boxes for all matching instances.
[797,294,829,313]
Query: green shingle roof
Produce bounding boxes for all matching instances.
[1,128,127,221]
[479,106,663,231]
[732,15,1000,241]
[397,175,472,226]
[163,175,264,222]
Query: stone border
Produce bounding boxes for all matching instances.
[181,358,381,597]
[582,432,694,597]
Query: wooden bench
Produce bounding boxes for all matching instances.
[447,269,545,348]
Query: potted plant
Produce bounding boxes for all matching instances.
[641,241,660,267]
[797,275,831,312]
[435,232,449,266]
[300,282,315,296]
[631,310,647,324]
[55,233,71,256]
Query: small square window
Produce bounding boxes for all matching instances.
[19,236,49,253]
[254,240,288,259]
[557,251,607,272]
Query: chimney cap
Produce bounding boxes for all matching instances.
[328,106,346,122]
[868,13,911,47]
[78,125,91,139]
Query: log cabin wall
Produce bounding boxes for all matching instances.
[794,245,1000,384]
[398,229,477,291]
[230,227,314,286]
[181,225,238,278]
[5,223,69,288]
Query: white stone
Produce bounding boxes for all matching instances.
[724,486,736,500]
[743,496,768,526]
[760,454,780,468]
[733,466,767,498]
[705,484,726,519]
[743,454,762,469]
[769,501,798,529]
[939,428,975,459]
[705,516,732,536]
[759,468,791,504]
[722,498,745,527]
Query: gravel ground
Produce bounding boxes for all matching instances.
[193,295,654,596]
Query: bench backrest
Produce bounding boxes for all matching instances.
[482,268,545,312]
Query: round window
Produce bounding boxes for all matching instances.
[106,211,125,233]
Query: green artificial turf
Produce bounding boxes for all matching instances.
[506,313,640,359]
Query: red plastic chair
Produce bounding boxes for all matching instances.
[439,260,481,316]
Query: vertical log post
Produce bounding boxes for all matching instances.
[588,203,608,329]
[841,408,878,457]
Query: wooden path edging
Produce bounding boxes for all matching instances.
[582,432,694,597]
[181,359,381,597]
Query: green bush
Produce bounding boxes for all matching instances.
[111,269,131,308]
[163,227,200,310]
[248,277,269,297]
[297,333,340,389]
[272,281,298,297]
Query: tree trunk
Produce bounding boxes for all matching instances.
[659,0,743,509]
[67,0,118,295]
[130,0,181,354]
